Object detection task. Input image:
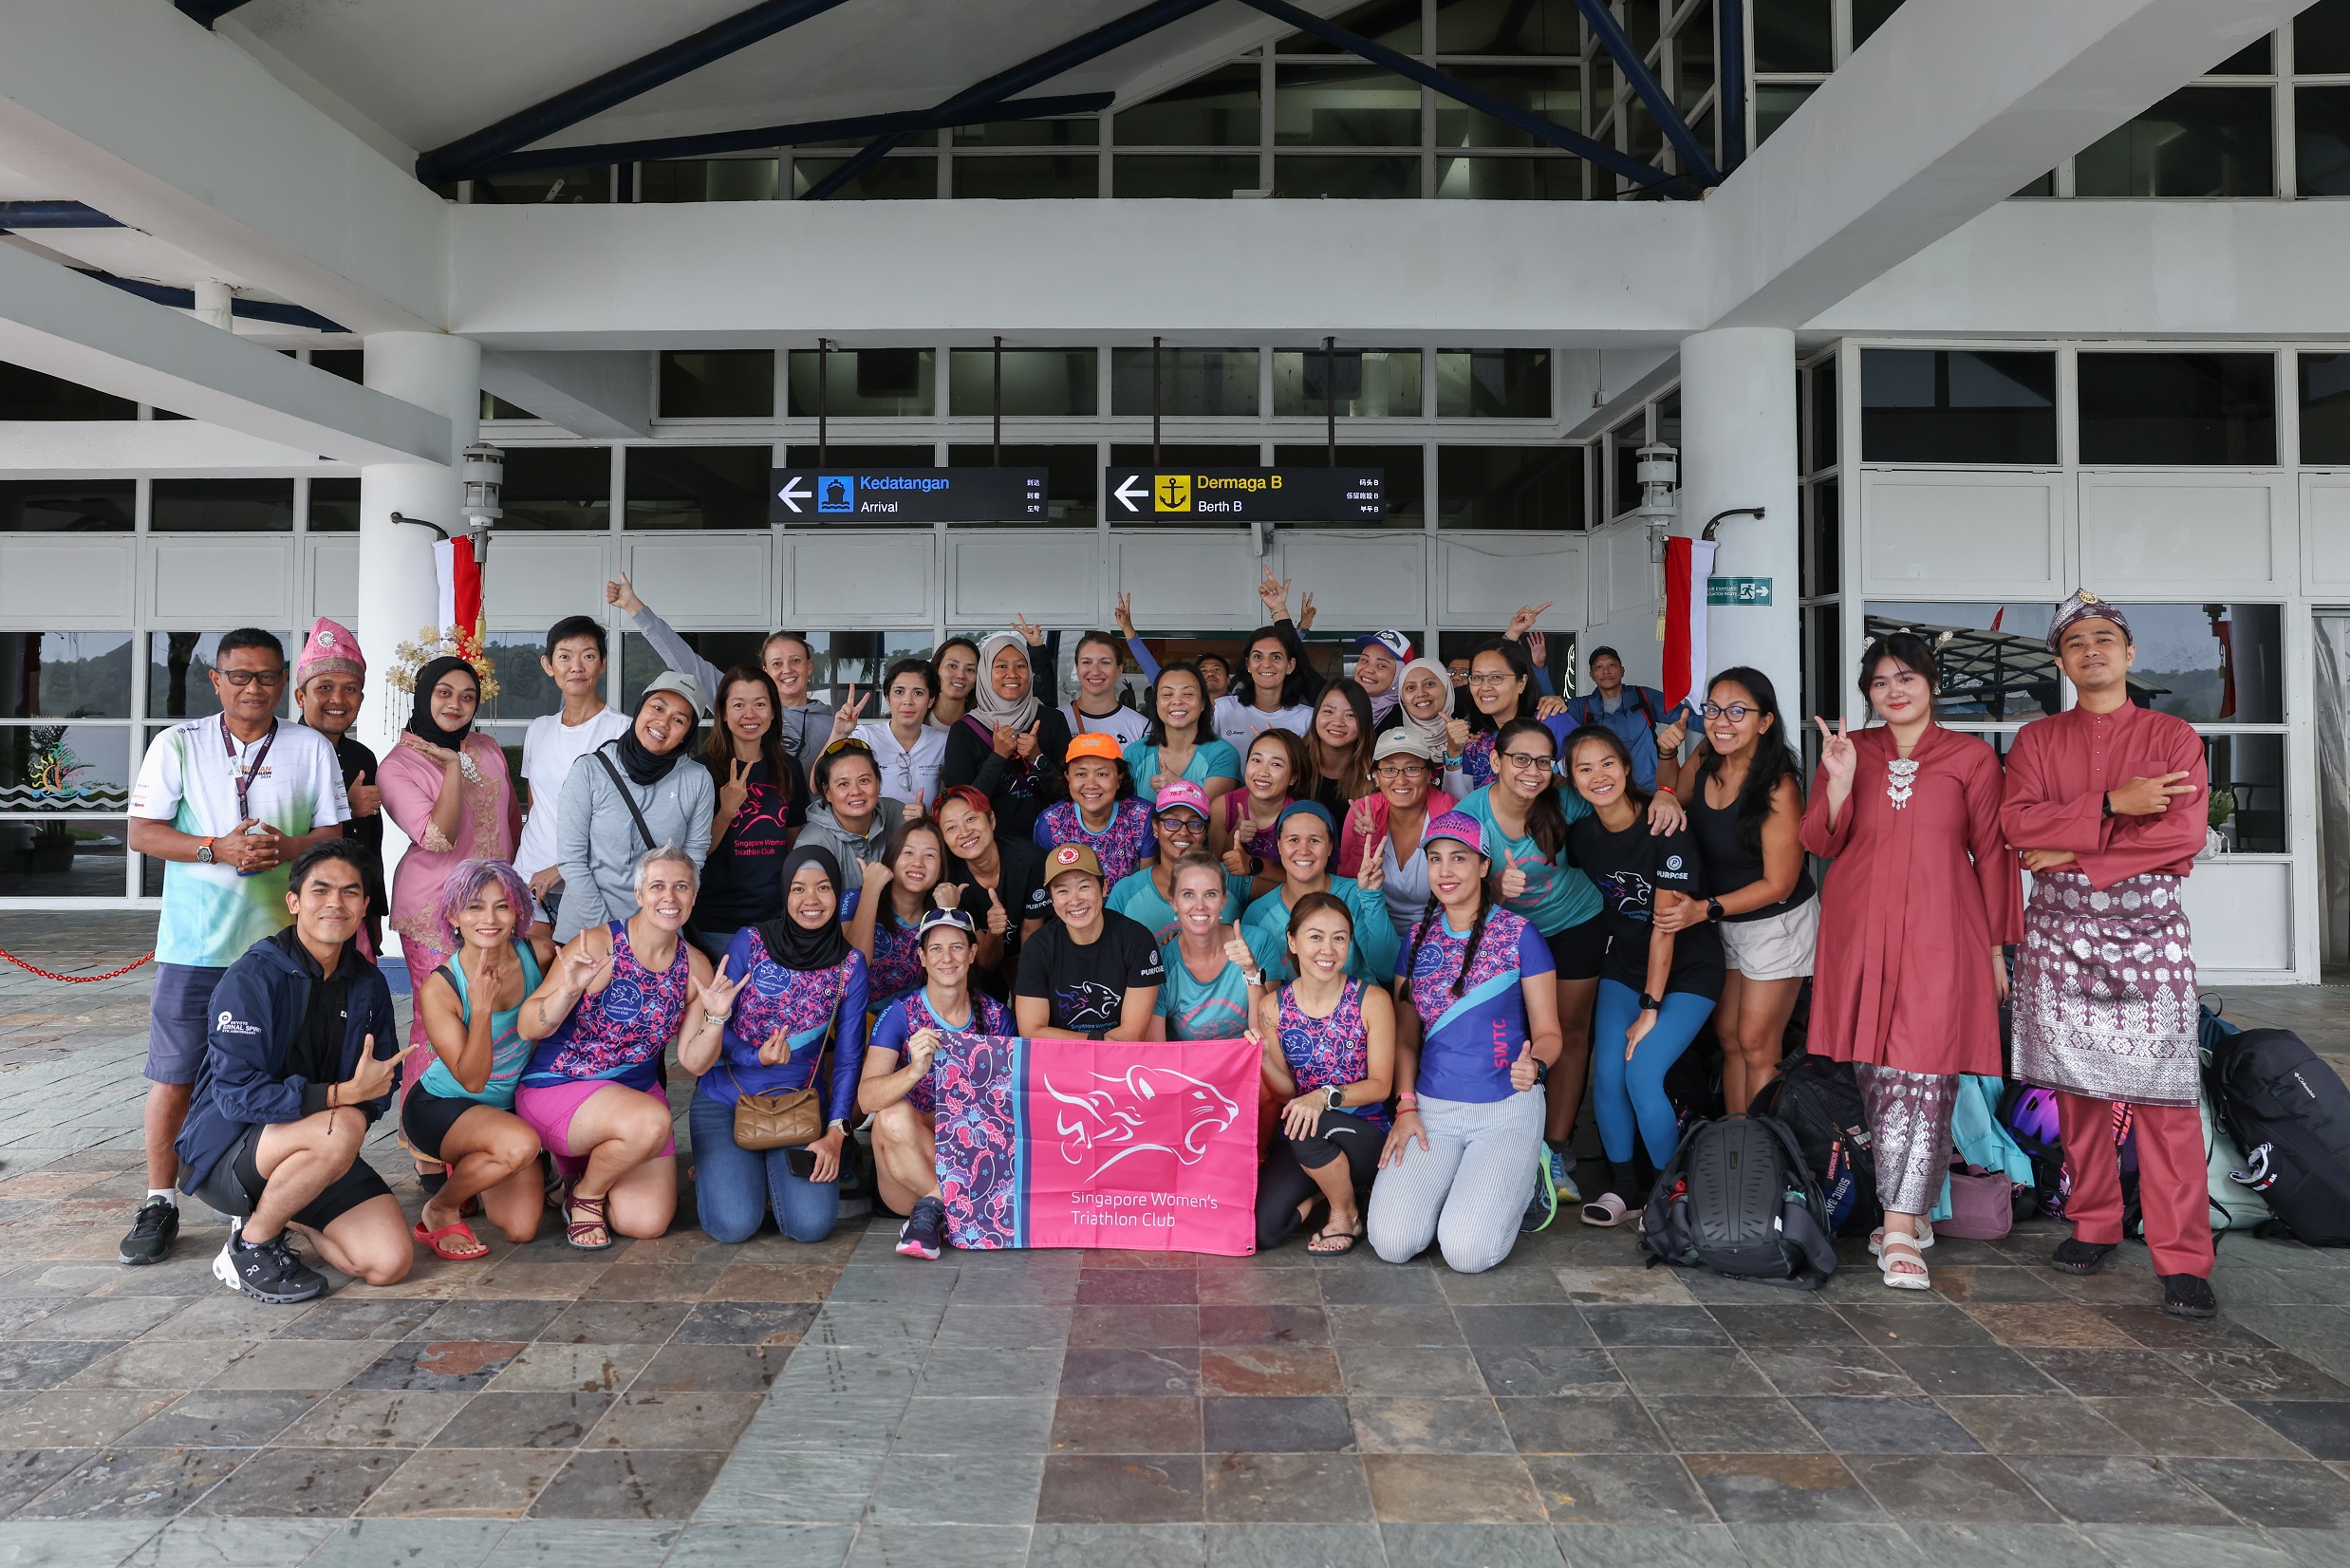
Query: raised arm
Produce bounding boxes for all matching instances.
[608,572,724,709]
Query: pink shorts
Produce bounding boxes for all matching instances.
[513,1079,676,1177]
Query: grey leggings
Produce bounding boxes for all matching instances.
[1854,1063,1959,1216]
[1366,1088,1544,1275]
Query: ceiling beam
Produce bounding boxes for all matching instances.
[418,0,856,185]
[478,349,654,439]
[171,0,255,28]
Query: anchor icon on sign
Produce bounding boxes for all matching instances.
[1153,475,1190,513]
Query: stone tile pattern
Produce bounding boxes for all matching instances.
[2,914,2349,1567]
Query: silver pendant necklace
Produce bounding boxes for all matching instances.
[1885,756,1919,810]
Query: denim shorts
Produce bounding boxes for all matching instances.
[146,962,226,1086]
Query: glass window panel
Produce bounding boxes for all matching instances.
[1113,154,1262,196]
[623,445,771,531]
[785,349,935,417]
[1622,0,1662,54]
[0,478,133,532]
[1435,348,1551,417]
[1754,83,1818,145]
[0,815,129,898]
[1611,417,1645,517]
[2077,352,2276,465]
[1654,391,1681,454]
[1437,444,1583,531]
[956,118,1098,147]
[2301,351,2350,463]
[146,631,293,721]
[659,350,774,419]
[1276,65,1423,146]
[472,167,611,203]
[308,476,360,532]
[1110,348,1259,417]
[309,350,363,383]
[952,155,1097,198]
[1434,0,1579,55]
[1859,349,2058,464]
[1805,476,1839,599]
[1801,605,1840,725]
[1114,65,1260,147]
[473,631,567,727]
[1272,442,1423,527]
[2206,732,2285,852]
[947,349,1098,418]
[1808,358,1838,473]
[782,443,936,469]
[789,153,937,200]
[499,446,611,531]
[1676,4,1716,115]
[0,723,131,812]
[480,391,537,420]
[2072,86,2273,197]
[2211,36,2273,74]
[2300,0,2350,73]
[638,158,779,202]
[150,478,293,533]
[1863,603,2062,720]
[1274,155,1420,197]
[1280,0,1420,54]
[1753,0,1832,71]
[1624,100,1665,163]
[2010,170,2058,198]
[946,444,1099,527]
[2112,603,2284,725]
[1852,0,1905,47]
[634,631,939,710]
[1433,65,1578,147]
[1435,155,1582,198]
[2295,86,2350,196]
[1,632,133,719]
[1273,348,1423,417]
[0,362,135,420]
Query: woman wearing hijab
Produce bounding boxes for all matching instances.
[1386,658,1458,756]
[690,846,871,1244]
[939,629,1073,842]
[552,672,716,944]
[381,657,520,1045]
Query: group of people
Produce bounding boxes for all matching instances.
[116,570,2221,1320]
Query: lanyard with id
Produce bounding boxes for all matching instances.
[224,716,279,877]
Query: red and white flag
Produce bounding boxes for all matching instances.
[432,536,482,645]
[1660,536,1716,711]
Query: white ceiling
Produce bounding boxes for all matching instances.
[225,0,1301,160]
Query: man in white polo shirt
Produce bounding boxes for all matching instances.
[121,628,349,1266]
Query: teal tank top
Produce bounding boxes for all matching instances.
[417,941,545,1109]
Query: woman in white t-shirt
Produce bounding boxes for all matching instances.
[843,657,947,812]
[516,616,630,940]
[1055,629,1150,748]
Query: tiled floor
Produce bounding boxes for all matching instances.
[3,916,2349,1566]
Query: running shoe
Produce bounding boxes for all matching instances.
[1544,1143,1582,1205]
[119,1195,179,1265]
[213,1226,327,1304]
[896,1196,946,1260]
[1520,1150,1559,1233]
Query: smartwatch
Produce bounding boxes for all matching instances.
[195,838,216,866]
[1706,897,1725,923]
[1325,1085,1346,1110]
[1638,992,1663,1013]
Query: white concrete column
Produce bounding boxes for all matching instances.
[1677,327,1800,720]
[189,280,233,331]
[357,331,478,760]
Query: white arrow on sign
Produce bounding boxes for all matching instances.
[777,476,811,513]
[1113,474,1148,513]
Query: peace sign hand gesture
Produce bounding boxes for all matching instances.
[695,954,746,1023]
[1011,614,1046,647]
[1114,591,1138,641]
[1296,590,1317,631]
[827,688,868,745]
[718,756,753,822]
[1814,716,1857,788]
[1356,843,1385,893]
[1499,851,1529,901]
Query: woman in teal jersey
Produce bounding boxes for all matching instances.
[1151,852,1282,1041]
[1107,780,1249,944]
[1126,661,1241,810]
[1239,803,1397,985]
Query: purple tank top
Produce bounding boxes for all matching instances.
[1277,978,1389,1130]
[523,921,691,1092]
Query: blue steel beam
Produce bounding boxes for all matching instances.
[1720,0,1748,169]
[174,1,256,28]
[419,0,855,185]
[74,271,347,332]
[801,0,1223,199]
[1574,0,1719,185]
[472,92,1111,178]
[0,201,122,228]
[1235,0,1690,196]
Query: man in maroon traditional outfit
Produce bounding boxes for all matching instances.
[2002,591,2215,1318]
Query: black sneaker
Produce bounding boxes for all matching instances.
[2160,1273,2218,1319]
[1520,1149,1559,1234]
[2049,1238,2117,1276]
[213,1227,327,1304]
[896,1197,946,1260]
[119,1196,179,1265]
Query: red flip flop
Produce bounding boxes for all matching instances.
[412,1217,490,1261]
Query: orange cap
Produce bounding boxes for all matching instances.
[1064,731,1125,766]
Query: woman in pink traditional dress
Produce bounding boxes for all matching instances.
[1803,631,2021,1292]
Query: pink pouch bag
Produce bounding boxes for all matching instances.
[1938,1165,2015,1241]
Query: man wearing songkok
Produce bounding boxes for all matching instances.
[292,618,384,955]
[2001,590,2216,1318]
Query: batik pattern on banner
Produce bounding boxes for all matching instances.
[2012,868,2199,1107]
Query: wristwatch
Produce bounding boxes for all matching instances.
[1707,897,1725,923]
[1638,992,1663,1013]
[195,838,216,866]
[1242,969,1266,988]
[1325,1085,1346,1110]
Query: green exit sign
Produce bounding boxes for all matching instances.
[1707,575,1773,606]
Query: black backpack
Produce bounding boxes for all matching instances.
[1643,1114,1840,1290]
[1748,1054,1881,1237]
[2208,1026,2350,1247]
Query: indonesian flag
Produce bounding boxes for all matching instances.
[432,536,483,648]
[1660,536,1716,711]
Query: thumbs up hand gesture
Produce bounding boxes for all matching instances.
[1499,851,1529,901]
[1509,1040,1542,1092]
[984,887,1009,938]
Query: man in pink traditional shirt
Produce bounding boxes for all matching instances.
[2002,591,2215,1319]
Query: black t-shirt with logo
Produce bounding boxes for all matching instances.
[696,756,809,935]
[1015,908,1166,1035]
[1567,814,1724,1000]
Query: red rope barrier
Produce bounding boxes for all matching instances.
[0,946,154,983]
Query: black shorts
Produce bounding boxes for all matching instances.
[401,1085,491,1163]
[1545,911,1608,982]
[192,1122,392,1231]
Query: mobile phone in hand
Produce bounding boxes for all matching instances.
[785,1148,819,1179]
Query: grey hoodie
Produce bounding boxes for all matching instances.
[794,798,905,892]
[552,739,716,943]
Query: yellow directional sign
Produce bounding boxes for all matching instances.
[1154,474,1191,512]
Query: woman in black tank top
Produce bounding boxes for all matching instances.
[1662,669,1814,1111]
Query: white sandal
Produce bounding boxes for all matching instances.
[1868,1220,1933,1257]
[1580,1192,1630,1228]
[1877,1232,1931,1290]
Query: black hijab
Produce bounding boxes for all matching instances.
[614,686,700,786]
[758,845,851,972]
[405,657,478,749]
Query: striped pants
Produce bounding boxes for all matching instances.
[1367,1087,1544,1275]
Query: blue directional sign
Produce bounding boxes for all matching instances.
[771,468,1049,523]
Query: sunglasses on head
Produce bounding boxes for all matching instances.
[822,737,876,758]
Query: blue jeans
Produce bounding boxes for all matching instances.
[687,1085,841,1244]
[1591,979,1717,1168]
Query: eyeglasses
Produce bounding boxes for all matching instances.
[1158,815,1204,836]
[1700,702,1755,721]
[1464,672,1516,688]
[1499,752,1556,772]
[217,668,287,689]
[1372,762,1428,781]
